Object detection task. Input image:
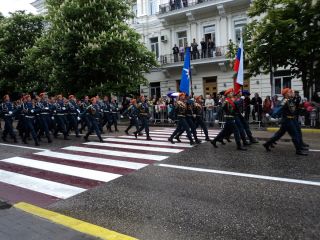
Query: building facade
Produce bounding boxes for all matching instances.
[132,0,303,99]
[30,0,304,99]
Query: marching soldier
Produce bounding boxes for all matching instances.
[211,88,246,150]
[263,88,308,155]
[168,93,194,145]
[1,94,18,143]
[37,92,52,143]
[67,95,80,137]
[123,99,139,135]
[84,97,104,142]
[22,95,40,146]
[133,95,152,140]
[193,96,210,141]
[79,95,91,133]
[102,96,112,132]
[53,95,70,140]
[109,98,119,132]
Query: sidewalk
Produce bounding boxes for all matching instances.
[0,201,98,240]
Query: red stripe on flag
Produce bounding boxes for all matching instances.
[234,59,240,72]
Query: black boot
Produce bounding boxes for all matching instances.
[13,137,18,143]
[1,136,7,142]
[225,138,232,142]
[146,136,152,141]
[133,131,138,139]
[217,139,226,145]
[125,130,129,135]
[99,137,104,143]
[205,137,210,141]
[237,145,247,151]
[195,139,202,144]
[296,150,308,156]
[189,140,195,145]
[250,138,259,144]
[175,136,181,143]
[263,142,271,151]
[211,139,218,148]
[168,137,175,144]
[84,135,89,142]
[35,140,40,146]
[302,142,309,148]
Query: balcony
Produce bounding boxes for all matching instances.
[158,0,250,23]
[158,45,228,68]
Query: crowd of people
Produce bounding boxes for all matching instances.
[172,38,220,63]
[0,93,122,146]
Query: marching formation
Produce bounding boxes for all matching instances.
[0,93,122,146]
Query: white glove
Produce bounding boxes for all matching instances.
[193,114,196,118]
[9,111,13,115]
[54,110,57,113]
[120,115,124,119]
[77,109,80,113]
[270,118,277,122]
[129,117,132,119]
[31,110,34,113]
[266,113,270,118]
[241,96,245,99]
[45,107,49,110]
[62,107,66,110]
[77,116,81,121]
[214,120,219,124]
[51,116,55,120]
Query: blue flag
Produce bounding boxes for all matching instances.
[179,47,191,96]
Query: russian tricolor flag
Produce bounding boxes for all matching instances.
[233,39,244,93]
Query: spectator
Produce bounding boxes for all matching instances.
[251,93,263,122]
[191,38,199,60]
[182,0,188,7]
[271,95,281,110]
[208,39,215,57]
[263,95,272,124]
[243,92,251,121]
[200,38,207,58]
[172,44,179,62]
[179,45,184,61]
[205,95,215,127]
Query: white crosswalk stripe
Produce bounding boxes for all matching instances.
[0,169,85,199]
[3,157,122,182]
[83,142,183,153]
[102,137,193,148]
[35,150,147,170]
[63,146,168,161]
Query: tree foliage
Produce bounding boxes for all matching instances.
[244,0,320,97]
[27,0,157,96]
[0,11,44,93]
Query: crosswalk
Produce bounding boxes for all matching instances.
[0,128,219,207]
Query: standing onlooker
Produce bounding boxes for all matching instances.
[205,95,215,127]
[207,39,213,57]
[243,91,251,121]
[251,93,263,122]
[179,45,185,61]
[191,38,199,60]
[263,96,272,124]
[173,44,179,62]
[200,38,206,58]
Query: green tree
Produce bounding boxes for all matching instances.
[28,0,157,96]
[244,0,320,97]
[0,11,44,93]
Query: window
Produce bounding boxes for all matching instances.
[150,37,159,59]
[132,4,137,16]
[148,0,157,15]
[150,82,161,98]
[177,31,187,47]
[234,19,246,43]
[273,70,292,95]
[203,25,215,45]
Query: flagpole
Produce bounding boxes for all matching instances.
[189,47,193,97]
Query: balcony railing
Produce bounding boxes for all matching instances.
[159,0,218,15]
[159,45,228,66]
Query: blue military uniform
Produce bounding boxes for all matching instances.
[123,104,139,134]
[134,100,152,140]
[37,99,53,143]
[22,100,40,145]
[67,99,80,137]
[53,99,69,140]
[84,103,103,142]
[0,100,18,142]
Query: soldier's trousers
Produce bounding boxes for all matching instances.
[126,117,139,132]
[169,116,193,142]
[54,115,68,137]
[267,119,301,150]
[136,116,150,137]
[86,117,102,140]
[68,114,79,135]
[39,114,51,141]
[177,116,198,140]
[214,118,241,147]
[195,116,209,138]
[2,117,16,139]
[23,117,38,144]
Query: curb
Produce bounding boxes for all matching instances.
[14,202,138,240]
[267,128,320,133]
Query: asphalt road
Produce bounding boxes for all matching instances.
[34,128,319,240]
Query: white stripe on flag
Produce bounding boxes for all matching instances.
[0,169,85,199]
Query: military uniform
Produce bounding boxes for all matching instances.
[168,98,194,145]
[193,98,210,141]
[134,100,152,140]
[211,89,245,150]
[0,99,18,142]
[53,98,69,140]
[67,98,80,137]
[22,100,40,146]
[123,103,139,134]
[37,97,53,143]
[84,103,103,142]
